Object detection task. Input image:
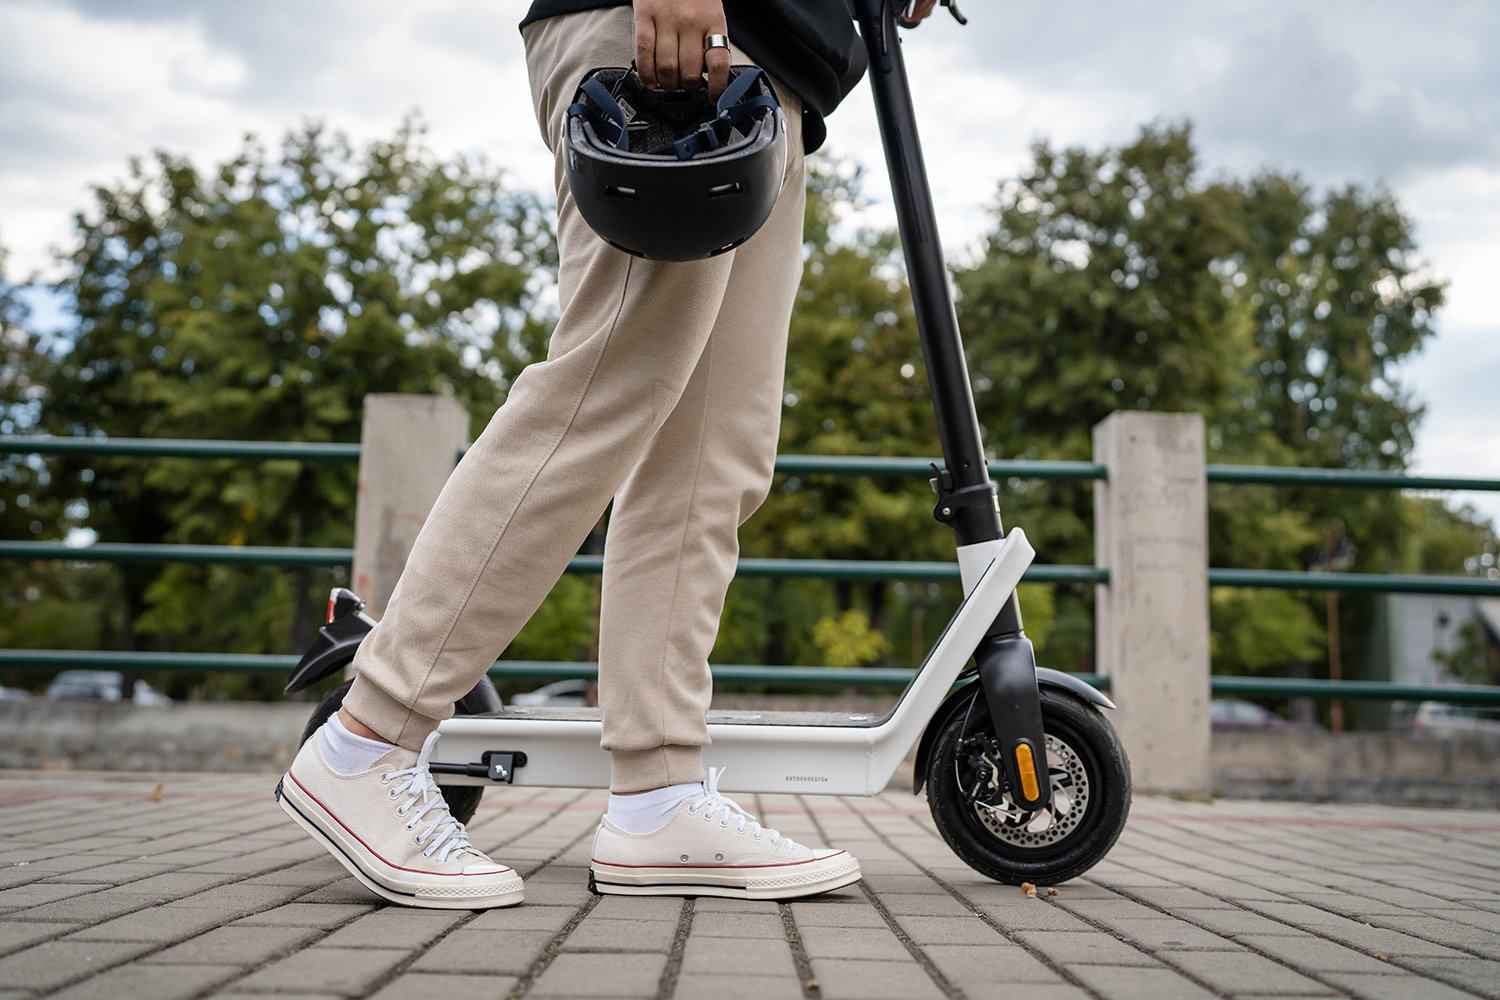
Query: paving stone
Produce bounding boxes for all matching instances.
[1111,918,1239,952]
[690,911,787,939]
[681,936,795,976]
[1322,972,1485,1000]
[1395,957,1500,999]
[530,952,666,997]
[19,890,190,923]
[231,946,408,994]
[875,892,976,917]
[46,961,242,1000]
[919,942,1061,983]
[467,904,579,933]
[1163,950,1333,995]
[316,908,466,949]
[367,972,516,999]
[232,902,373,927]
[0,939,157,991]
[1068,964,1222,1000]
[588,895,682,921]
[0,882,111,907]
[563,917,677,952]
[144,924,324,966]
[1236,932,1403,973]
[1013,930,1157,967]
[796,923,906,960]
[976,899,1096,933]
[892,913,1009,945]
[0,919,80,956]
[1175,906,1308,937]
[67,903,233,942]
[671,973,804,1000]
[807,957,944,1000]
[409,928,554,975]
[788,901,886,928]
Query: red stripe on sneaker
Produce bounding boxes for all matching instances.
[286,770,511,878]
[591,851,846,870]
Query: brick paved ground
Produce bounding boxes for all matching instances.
[1,772,1498,999]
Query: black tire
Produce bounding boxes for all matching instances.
[299,679,488,826]
[926,686,1131,885]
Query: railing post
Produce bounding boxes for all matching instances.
[1093,412,1212,796]
[351,394,470,619]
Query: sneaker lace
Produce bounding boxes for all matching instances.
[380,732,475,865]
[685,767,800,849]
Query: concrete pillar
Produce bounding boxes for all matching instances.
[351,394,470,620]
[1092,411,1212,796]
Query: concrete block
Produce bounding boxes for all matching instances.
[917,943,1060,983]
[690,911,786,939]
[1093,411,1211,795]
[1069,964,1221,1000]
[351,394,470,618]
[0,939,157,991]
[409,928,554,975]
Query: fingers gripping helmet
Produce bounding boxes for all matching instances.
[564,66,788,261]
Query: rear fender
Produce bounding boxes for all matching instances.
[284,612,374,695]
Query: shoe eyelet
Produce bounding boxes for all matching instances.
[396,805,408,816]
[714,852,724,862]
[389,789,400,799]
[686,805,698,815]
[406,822,416,830]
[753,832,763,840]
[720,820,730,828]
[680,853,689,862]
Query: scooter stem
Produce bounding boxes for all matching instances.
[854,0,999,548]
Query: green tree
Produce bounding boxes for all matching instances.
[28,122,554,681]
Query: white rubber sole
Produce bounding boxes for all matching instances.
[590,852,862,900]
[276,776,524,910]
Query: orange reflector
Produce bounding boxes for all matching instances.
[1014,743,1041,802]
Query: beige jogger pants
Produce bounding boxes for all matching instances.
[342,6,807,793]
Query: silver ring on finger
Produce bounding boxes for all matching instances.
[703,33,730,53]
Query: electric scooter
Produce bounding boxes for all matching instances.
[286,0,1131,886]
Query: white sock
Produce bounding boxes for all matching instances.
[606,781,703,835]
[319,713,397,775]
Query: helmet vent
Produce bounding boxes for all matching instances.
[708,182,742,199]
[604,185,638,201]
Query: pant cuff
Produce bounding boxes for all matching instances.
[609,746,707,794]
[341,675,443,752]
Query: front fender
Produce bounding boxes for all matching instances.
[911,668,1114,794]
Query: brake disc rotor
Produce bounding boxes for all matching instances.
[963,732,1090,849]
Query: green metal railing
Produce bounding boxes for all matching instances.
[5,434,1500,703]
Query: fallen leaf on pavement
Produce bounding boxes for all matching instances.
[148,783,164,802]
[1020,882,1037,898]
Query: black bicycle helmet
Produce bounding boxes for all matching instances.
[564,66,787,261]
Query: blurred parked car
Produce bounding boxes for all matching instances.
[1210,699,1322,733]
[509,678,591,708]
[1411,701,1500,735]
[44,670,171,705]
[0,685,32,702]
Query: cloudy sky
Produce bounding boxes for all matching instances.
[2,0,1497,523]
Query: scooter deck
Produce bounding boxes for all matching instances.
[468,706,889,728]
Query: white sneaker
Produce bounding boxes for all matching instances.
[589,768,861,900]
[276,731,523,909]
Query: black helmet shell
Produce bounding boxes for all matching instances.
[564,66,788,262]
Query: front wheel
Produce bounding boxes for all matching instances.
[926,685,1131,885]
[299,679,491,825]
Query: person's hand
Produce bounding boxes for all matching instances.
[634,0,730,99]
[899,0,939,27]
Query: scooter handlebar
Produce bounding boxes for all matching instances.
[899,0,968,27]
